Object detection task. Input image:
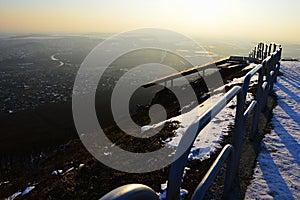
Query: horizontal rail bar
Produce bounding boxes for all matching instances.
[243,100,257,124]
[242,64,262,94]
[191,144,234,200]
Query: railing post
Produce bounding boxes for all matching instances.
[273,43,277,53]
[269,54,276,92]
[268,44,272,56]
[264,44,268,59]
[223,146,235,198]
[271,49,281,90]
[250,61,266,140]
[258,44,260,59]
[274,48,282,84]
[268,54,273,88]
[261,81,269,112]
[224,90,245,195]
[262,43,265,59]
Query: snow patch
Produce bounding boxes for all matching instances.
[141,125,153,132]
[51,169,63,175]
[0,181,9,186]
[21,186,35,196]
[7,191,22,200]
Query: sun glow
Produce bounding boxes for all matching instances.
[1,0,300,42]
[175,0,229,19]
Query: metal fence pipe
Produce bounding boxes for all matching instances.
[268,44,272,56]
[229,90,245,186]
[166,86,241,200]
[274,48,282,83]
[99,184,159,200]
[250,61,265,140]
[243,100,257,124]
[261,81,269,111]
[191,144,234,200]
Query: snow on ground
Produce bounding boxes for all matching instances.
[158,181,189,199]
[7,185,36,200]
[7,191,22,200]
[245,61,300,199]
[154,66,258,199]
[145,67,257,162]
[21,186,35,196]
[164,93,237,161]
[0,181,9,186]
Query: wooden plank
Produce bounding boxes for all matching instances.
[142,56,252,88]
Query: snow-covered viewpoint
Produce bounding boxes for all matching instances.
[245,61,300,199]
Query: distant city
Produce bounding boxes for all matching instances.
[0,33,299,114]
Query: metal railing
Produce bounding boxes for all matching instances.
[249,42,281,61]
[250,44,282,140]
[100,184,159,200]
[100,44,282,200]
[191,144,234,200]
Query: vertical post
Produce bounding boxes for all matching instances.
[258,44,260,59]
[261,43,265,59]
[261,81,269,112]
[267,55,274,89]
[260,43,263,59]
[273,44,277,53]
[264,44,268,59]
[223,148,235,198]
[269,54,276,92]
[250,61,266,140]
[268,44,272,56]
[274,48,282,83]
[261,57,272,111]
[224,90,245,196]
[270,49,281,91]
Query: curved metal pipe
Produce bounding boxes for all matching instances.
[100,184,159,200]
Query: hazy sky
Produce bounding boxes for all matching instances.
[0,0,299,42]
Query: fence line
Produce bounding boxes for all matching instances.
[249,42,281,61]
[100,43,282,200]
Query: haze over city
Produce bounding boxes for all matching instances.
[1,0,300,43]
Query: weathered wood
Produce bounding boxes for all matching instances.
[143,56,252,88]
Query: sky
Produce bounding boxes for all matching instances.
[0,0,299,43]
